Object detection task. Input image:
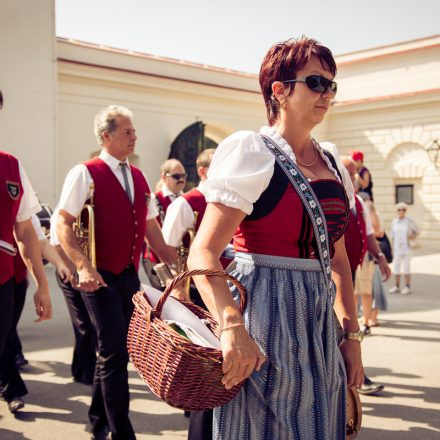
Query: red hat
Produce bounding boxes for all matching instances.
[351,150,364,161]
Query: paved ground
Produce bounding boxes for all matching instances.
[0,250,439,439]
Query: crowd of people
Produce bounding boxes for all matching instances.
[0,36,421,440]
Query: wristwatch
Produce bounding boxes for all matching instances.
[343,330,364,343]
[377,252,385,259]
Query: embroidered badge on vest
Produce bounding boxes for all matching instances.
[6,180,20,200]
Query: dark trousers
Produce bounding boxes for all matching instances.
[81,265,140,440]
[56,273,96,384]
[188,410,213,440]
[0,278,27,402]
[10,279,28,359]
[187,286,213,440]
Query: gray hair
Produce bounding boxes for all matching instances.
[93,105,133,146]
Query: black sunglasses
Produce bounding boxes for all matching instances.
[282,75,337,94]
[166,173,187,180]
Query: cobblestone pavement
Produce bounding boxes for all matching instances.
[0,250,439,439]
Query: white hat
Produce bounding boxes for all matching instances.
[396,202,408,210]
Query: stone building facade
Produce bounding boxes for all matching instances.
[1,1,439,248]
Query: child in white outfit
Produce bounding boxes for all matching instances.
[389,202,420,294]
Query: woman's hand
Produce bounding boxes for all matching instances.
[220,325,266,389]
[339,339,364,388]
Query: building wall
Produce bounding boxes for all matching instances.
[56,58,265,199]
[0,0,57,203]
[327,98,440,249]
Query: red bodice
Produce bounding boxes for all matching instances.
[233,164,349,259]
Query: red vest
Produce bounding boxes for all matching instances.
[0,152,23,285]
[85,158,149,274]
[183,188,231,269]
[144,190,174,263]
[182,188,206,232]
[344,196,368,272]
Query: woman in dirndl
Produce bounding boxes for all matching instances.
[187,36,364,440]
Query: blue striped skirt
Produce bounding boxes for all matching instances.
[215,252,346,440]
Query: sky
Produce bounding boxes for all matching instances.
[56,0,440,74]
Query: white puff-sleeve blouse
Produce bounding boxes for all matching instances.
[200,126,355,215]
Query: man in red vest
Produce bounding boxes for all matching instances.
[162,149,228,301]
[0,90,52,413]
[342,156,390,396]
[142,158,186,289]
[162,148,227,440]
[10,215,72,369]
[57,105,176,440]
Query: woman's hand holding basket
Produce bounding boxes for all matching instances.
[220,324,266,389]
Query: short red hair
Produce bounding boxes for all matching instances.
[259,37,337,126]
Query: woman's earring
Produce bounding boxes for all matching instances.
[280,99,288,110]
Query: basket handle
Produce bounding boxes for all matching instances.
[150,269,247,322]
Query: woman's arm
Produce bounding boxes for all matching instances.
[188,202,266,389]
[331,236,364,388]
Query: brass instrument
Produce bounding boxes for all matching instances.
[154,211,198,296]
[177,211,198,295]
[73,182,96,269]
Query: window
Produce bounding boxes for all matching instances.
[395,184,414,205]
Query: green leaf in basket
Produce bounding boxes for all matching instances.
[168,323,190,340]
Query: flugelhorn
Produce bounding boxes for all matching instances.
[154,211,198,296]
[73,182,96,269]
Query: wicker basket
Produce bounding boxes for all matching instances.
[127,269,247,411]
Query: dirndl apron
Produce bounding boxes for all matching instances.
[213,136,347,440]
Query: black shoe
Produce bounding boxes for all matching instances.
[91,426,110,440]
[361,324,371,336]
[15,353,29,368]
[357,377,384,395]
[91,431,110,440]
[8,397,25,413]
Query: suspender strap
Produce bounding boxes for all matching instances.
[260,135,332,288]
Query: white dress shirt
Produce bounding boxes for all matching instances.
[16,161,41,222]
[31,214,46,241]
[200,126,355,215]
[57,149,158,219]
[162,184,203,247]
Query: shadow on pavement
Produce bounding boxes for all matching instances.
[15,359,188,436]
[0,429,32,440]
[360,426,440,440]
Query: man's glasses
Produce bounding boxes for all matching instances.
[397,208,406,212]
[282,75,337,94]
[166,173,187,180]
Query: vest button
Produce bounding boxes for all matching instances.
[134,221,138,225]
[133,209,136,214]
[134,234,138,238]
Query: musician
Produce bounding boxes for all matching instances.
[143,158,186,289]
[11,214,72,368]
[57,105,176,440]
[0,90,52,413]
[50,207,97,385]
[161,148,217,440]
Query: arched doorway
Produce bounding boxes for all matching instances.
[168,122,218,189]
